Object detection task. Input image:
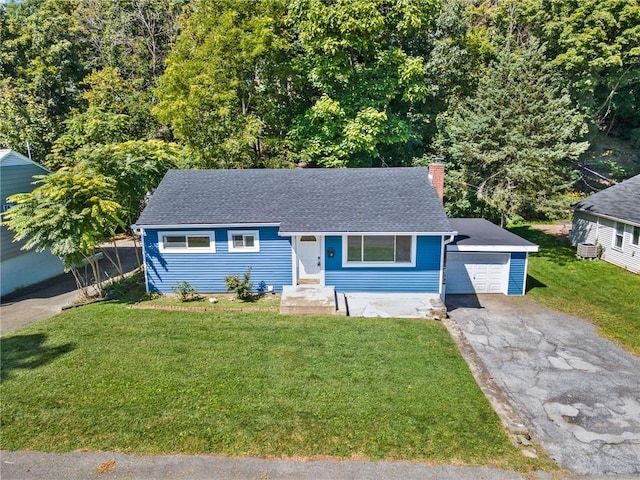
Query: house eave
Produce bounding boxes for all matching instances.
[278,230,458,237]
[573,209,640,228]
[132,222,281,230]
[447,245,539,253]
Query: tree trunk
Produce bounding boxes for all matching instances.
[99,245,122,277]
[70,267,88,298]
[113,238,123,276]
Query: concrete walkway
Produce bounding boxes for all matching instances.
[345,292,446,319]
[0,240,141,336]
[446,295,640,475]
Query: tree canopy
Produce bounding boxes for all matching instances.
[444,41,589,224]
[1,0,638,232]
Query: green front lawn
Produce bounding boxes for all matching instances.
[0,303,548,470]
[512,226,640,356]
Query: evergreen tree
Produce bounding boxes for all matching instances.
[444,41,589,225]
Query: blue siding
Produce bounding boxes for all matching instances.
[508,252,527,295]
[324,235,443,293]
[144,226,292,294]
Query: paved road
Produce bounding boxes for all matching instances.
[0,240,141,336]
[446,295,640,475]
[0,450,568,480]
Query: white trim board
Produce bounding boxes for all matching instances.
[447,245,539,253]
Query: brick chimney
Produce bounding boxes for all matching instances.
[429,162,444,203]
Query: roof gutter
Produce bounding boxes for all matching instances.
[279,230,458,236]
[447,244,539,253]
[573,209,640,228]
[443,233,456,245]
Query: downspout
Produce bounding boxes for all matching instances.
[440,233,456,300]
[131,224,149,293]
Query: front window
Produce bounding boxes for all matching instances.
[228,230,260,252]
[345,235,414,266]
[159,231,215,253]
[614,223,624,249]
[632,226,640,246]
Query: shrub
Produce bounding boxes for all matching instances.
[225,268,253,301]
[172,281,199,302]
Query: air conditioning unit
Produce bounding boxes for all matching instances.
[577,243,598,259]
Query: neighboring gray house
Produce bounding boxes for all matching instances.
[570,174,640,274]
[1,149,64,296]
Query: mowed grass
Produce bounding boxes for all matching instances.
[512,226,640,355]
[0,303,545,470]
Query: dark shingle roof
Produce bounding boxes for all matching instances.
[135,168,452,233]
[448,218,538,251]
[573,174,640,225]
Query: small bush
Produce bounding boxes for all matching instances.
[141,291,160,301]
[106,270,146,302]
[225,268,254,301]
[172,281,199,302]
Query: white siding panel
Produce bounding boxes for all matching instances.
[570,212,599,245]
[1,164,48,261]
[572,213,640,274]
[1,249,64,296]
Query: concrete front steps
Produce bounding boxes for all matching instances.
[280,285,346,315]
[280,286,447,319]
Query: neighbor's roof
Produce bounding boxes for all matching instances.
[135,168,453,234]
[447,218,539,252]
[0,149,49,171]
[573,174,640,226]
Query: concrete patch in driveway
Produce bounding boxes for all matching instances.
[446,294,640,475]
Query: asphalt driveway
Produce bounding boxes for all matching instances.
[446,295,640,475]
[0,239,140,336]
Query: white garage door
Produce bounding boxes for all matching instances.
[446,252,509,294]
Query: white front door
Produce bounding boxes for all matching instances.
[296,235,322,284]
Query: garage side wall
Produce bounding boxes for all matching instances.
[508,252,528,295]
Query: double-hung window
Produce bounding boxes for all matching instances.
[159,231,216,253]
[613,223,625,249]
[344,235,414,266]
[632,226,640,247]
[228,230,260,252]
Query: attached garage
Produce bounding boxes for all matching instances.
[446,219,539,296]
[447,252,509,294]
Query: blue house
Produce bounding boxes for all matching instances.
[133,167,537,298]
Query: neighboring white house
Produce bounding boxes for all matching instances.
[570,174,640,274]
[1,149,64,296]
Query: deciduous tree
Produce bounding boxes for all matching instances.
[154,0,295,168]
[2,165,123,297]
[289,0,437,168]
